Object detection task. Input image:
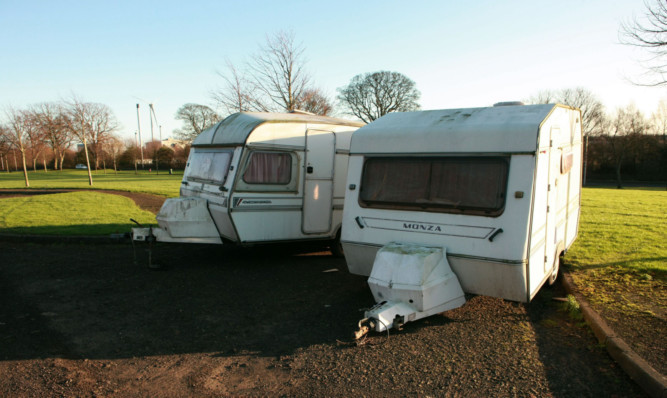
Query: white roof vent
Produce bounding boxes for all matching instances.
[493,101,525,107]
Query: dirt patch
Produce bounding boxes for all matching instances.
[0,241,646,397]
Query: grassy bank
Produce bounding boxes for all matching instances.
[0,169,182,197]
[565,187,666,319]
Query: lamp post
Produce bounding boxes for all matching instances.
[136,104,144,168]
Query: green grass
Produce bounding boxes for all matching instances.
[0,191,157,235]
[565,187,666,318]
[0,169,183,197]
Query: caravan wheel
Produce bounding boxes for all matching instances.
[330,229,344,258]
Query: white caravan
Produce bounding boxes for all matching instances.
[342,104,582,334]
[133,112,363,250]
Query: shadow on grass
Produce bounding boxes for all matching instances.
[566,257,667,275]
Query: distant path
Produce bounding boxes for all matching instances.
[0,189,166,215]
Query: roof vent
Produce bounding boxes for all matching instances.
[288,109,315,115]
[493,101,525,107]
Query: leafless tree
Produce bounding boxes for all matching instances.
[214,31,319,114]
[66,97,119,185]
[650,98,667,135]
[606,104,648,188]
[173,103,221,141]
[249,30,310,112]
[295,88,333,116]
[620,0,667,86]
[0,125,12,172]
[2,107,31,186]
[213,60,267,114]
[30,102,73,171]
[337,71,421,123]
[21,112,49,172]
[106,134,125,174]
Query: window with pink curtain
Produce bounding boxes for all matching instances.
[242,152,292,184]
[359,156,509,216]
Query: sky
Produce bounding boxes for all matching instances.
[1,0,664,143]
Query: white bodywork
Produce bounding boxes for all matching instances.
[133,112,363,246]
[342,104,582,304]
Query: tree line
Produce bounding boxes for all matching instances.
[0,98,190,187]
[4,4,667,189]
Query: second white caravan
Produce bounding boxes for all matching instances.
[133,112,364,251]
[342,103,582,334]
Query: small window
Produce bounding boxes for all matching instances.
[243,152,292,184]
[561,151,573,174]
[359,156,509,216]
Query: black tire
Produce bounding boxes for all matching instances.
[548,254,561,285]
[330,229,344,257]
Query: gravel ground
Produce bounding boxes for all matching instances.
[0,240,646,397]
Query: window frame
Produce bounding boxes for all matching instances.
[235,150,299,192]
[358,155,510,217]
[184,148,234,185]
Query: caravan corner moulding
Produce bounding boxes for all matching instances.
[342,103,583,309]
[132,111,364,251]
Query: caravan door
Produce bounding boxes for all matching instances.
[544,127,561,274]
[302,129,335,234]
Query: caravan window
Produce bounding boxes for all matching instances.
[242,151,292,184]
[186,149,233,183]
[561,150,574,174]
[359,156,509,216]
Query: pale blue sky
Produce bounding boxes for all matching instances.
[1,0,663,141]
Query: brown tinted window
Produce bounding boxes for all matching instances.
[359,157,509,216]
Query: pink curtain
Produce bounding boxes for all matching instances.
[243,152,291,184]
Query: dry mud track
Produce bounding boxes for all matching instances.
[0,241,645,397]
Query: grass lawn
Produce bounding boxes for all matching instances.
[0,169,183,197]
[565,187,666,319]
[0,191,157,235]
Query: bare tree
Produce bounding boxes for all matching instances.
[0,125,12,172]
[213,60,267,114]
[30,102,73,171]
[173,103,221,141]
[337,71,421,123]
[214,31,320,114]
[295,88,333,116]
[106,134,125,174]
[3,108,31,186]
[620,0,667,86]
[606,104,648,188]
[22,112,48,172]
[650,98,667,136]
[249,30,310,112]
[66,98,119,185]
[87,103,119,171]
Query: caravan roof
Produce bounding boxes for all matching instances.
[350,104,568,154]
[193,112,365,146]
